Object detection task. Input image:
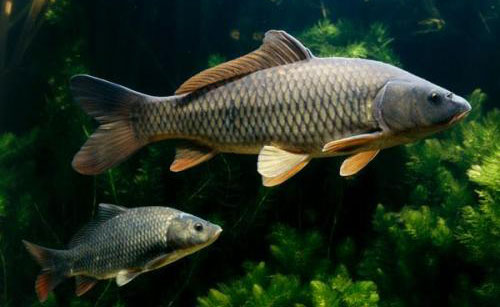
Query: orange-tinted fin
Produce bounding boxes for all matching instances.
[262,161,310,187]
[23,240,68,302]
[75,276,98,296]
[35,271,60,303]
[340,150,380,176]
[175,30,313,95]
[70,75,159,175]
[258,145,310,187]
[170,145,216,172]
[322,132,383,154]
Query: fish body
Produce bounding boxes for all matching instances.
[23,204,222,302]
[70,30,471,186]
[137,58,395,155]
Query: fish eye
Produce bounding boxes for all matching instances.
[194,222,203,232]
[428,92,441,104]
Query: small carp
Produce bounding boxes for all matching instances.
[23,204,222,302]
[70,30,471,186]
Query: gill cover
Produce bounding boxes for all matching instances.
[375,80,419,132]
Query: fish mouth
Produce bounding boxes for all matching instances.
[213,227,223,240]
[448,109,470,125]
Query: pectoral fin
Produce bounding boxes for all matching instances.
[322,132,383,154]
[144,254,174,270]
[170,144,216,172]
[116,270,142,287]
[75,276,98,296]
[340,150,380,176]
[258,146,310,187]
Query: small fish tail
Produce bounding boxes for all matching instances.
[70,74,153,175]
[23,240,70,302]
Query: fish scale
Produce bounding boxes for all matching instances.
[138,58,393,154]
[71,207,172,277]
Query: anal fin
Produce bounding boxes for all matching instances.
[340,150,380,176]
[75,276,98,296]
[170,144,216,172]
[258,146,310,187]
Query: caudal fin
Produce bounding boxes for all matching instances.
[70,75,153,175]
[23,240,69,302]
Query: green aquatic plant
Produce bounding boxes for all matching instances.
[198,225,379,307]
[300,19,399,65]
[0,43,89,305]
[207,54,226,68]
[358,90,500,305]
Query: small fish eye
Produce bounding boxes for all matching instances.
[428,92,441,104]
[194,222,203,232]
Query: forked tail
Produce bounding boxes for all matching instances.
[23,240,70,302]
[70,75,155,175]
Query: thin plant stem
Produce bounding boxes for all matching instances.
[94,279,112,307]
[34,202,61,245]
[107,170,118,204]
[0,248,6,304]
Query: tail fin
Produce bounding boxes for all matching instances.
[23,240,69,302]
[70,75,152,175]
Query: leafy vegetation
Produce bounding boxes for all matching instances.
[300,19,399,64]
[198,225,379,307]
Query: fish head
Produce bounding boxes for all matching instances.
[376,79,471,140]
[166,213,222,249]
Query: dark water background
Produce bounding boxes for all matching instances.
[0,1,499,306]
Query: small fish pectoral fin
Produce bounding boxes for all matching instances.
[340,150,380,177]
[75,276,98,296]
[258,146,311,187]
[322,132,383,154]
[144,254,173,271]
[170,144,216,172]
[116,270,142,287]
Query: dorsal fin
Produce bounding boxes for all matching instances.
[68,204,128,248]
[175,30,314,95]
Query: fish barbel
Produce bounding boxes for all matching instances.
[23,204,222,302]
[70,30,471,186]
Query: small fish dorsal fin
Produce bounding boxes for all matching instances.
[175,30,314,95]
[68,204,128,248]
